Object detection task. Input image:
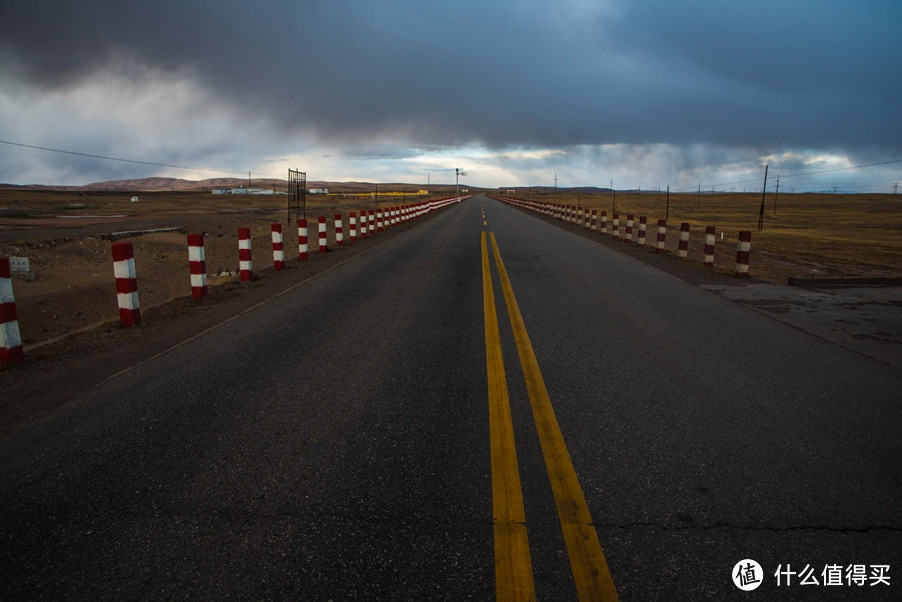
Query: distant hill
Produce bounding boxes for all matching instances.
[0,177,483,193]
[0,176,618,194]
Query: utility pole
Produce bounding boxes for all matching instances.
[554,172,558,190]
[773,175,780,215]
[697,182,701,209]
[611,179,616,212]
[893,183,899,194]
[665,185,670,221]
[758,164,768,232]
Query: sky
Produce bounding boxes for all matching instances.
[1,0,901,193]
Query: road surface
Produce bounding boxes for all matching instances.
[2,194,899,599]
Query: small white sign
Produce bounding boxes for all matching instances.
[9,257,30,272]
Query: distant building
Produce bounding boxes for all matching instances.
[212,187,274,195]
[308,188,329,195]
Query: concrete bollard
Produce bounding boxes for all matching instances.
[678,222,690,258]
[333,214,343,247]
[735,231,751,277]
[591,209,598,231]
[625,214,634,242]
[704,226,716,267]
[360,211,368,239]
[112,241,141,326]
[238,228,252,281]
[637,216,647,247]
[612,213,620,239]
[298,218,309,262]
[0,257,24,365]
[349,212,358,242]
[272,223,285,270]
[318,216,328,253]
[368,210,376,235]
[601,211,608,234]
[187,233,207,301]
[656,219,667,254]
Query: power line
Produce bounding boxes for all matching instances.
[0,139,277,177]
[673,158,902,193]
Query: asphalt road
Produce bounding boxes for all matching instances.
[1,195,899,600]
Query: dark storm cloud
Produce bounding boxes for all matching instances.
[2,0,900,188]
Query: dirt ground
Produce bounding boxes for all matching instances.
[0,191,406,350]
[1,189,901,352]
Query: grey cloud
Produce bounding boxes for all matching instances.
[2,0,900,186]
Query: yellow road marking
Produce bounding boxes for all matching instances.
[489,232,619,601]
[483,232,536,600]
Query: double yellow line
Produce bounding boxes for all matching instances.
[482,231,618,601]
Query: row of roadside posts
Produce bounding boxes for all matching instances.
[493,197,752,277]
[1,198,467,366]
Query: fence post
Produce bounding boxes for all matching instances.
[0,257,24,365]
[298,218,308,262]
[318,216,327,253]
[735,231,751,277]
[678,222,690,258]
[704,226,716,267]
[271,223,285,270]
[187,233,207,300]
[333,214,343,247]
[656,219,667,254]
[238,228,252,281]
[112,241,141,326]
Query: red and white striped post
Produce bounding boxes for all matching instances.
[735,231,751,277]
[112,241,141,326]
[0,257,24,365]
[368,209,376,235]
[637,216,647,247]
[601,211,608,234]
[298,218,309,262]
[591,210,598,231]
[272,223,285,270]
[238,227,252,281]
[187,233,207,301]
[704,226,716,267]
[377,208,385,231]
[349,212,358,242]
[678,222,690,258]
[612,213,620,239]
[625,214,634,242]
[360,211,368,239]
[656,219,667,254]
[333,214,343,247]
[318,216,327,253]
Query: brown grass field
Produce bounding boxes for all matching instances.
[1,188,900,349]
[502,190,902,282]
